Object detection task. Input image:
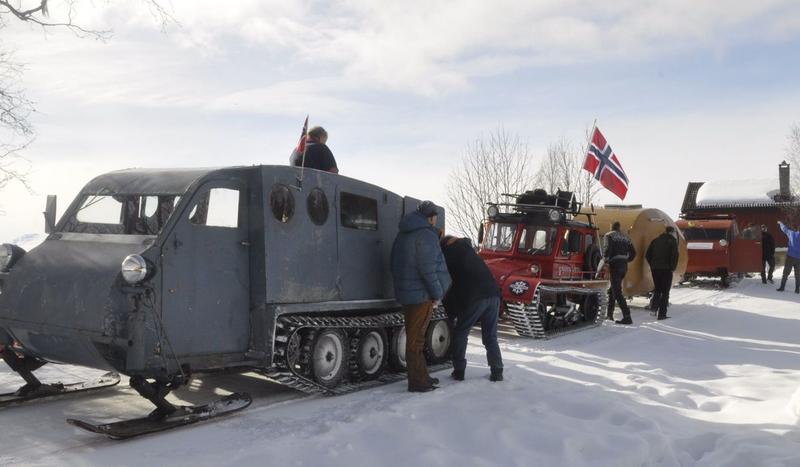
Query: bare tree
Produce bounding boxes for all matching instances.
[534,133,601,206]
[0,48,33,191]
[0,1,174,190]
[787,122,800,192]
[446,127,535,242]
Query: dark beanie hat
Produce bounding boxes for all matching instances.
[417,201,439,218]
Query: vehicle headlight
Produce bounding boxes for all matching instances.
[0,244,11,271]
[548,209,561,222]
[121,254,149,284]
[719,239,728,247]
[530,264,540,275]
[0,244,25,272]
[487,204,499,218]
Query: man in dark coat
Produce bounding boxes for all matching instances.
[290,126,339,173]
[440,236,504,382]
[760,224,776,284]
[390,201,451,392]
[604,221,637,324]
[645,226,679,320]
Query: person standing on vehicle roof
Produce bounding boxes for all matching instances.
[390,201,451,392]
[761,224,776,285]
[645,226,679,320]
[776,221,800,293]
[439,235,504,383]
[604,221,637,324]
[290,126,339,173]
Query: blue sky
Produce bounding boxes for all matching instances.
[2,0,800,240]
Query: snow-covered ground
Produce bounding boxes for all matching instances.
[3,275,800,467]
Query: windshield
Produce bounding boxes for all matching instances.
[681,228,728,242]
[483,223,517,252]
[518,226,556,256]
[62,194,181,235]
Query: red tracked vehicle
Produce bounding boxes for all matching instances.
[478,189,610,338]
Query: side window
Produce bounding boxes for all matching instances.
[340,192,378,230]
[307,188,329,226]
[190,188,240,228]
[270,184,295,223]
[559,230,571,256]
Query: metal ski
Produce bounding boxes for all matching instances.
[0,372,121,408]
[66,392,252,439]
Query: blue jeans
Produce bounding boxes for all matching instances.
[452,296,503,372]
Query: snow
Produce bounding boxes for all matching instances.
[695,178,780,206]
[4,276,800,466]
[9,233,46,251]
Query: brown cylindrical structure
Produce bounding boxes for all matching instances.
[589,207,688,297]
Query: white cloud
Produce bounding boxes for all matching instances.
[8,0,800,101]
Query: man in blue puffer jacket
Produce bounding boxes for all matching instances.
[390,201,452,392]
[776,221,800,293]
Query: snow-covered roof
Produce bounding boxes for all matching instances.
[695,178,780,206]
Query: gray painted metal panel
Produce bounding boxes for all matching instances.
[262,168,340,303]
[81,168,223,195]
[161,178,251,357]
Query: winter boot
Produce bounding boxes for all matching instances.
[615,317,633,325]
[428,377,440,385]
[450,369,464,381]
[489,367,503,382]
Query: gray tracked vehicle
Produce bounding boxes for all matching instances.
[0,165,452,438]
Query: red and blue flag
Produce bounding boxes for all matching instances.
[583,127,629,200]
[290,115,309,165]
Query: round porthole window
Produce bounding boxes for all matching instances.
[307,188,329,226]
[270,184,294,223]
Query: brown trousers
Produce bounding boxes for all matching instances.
[403,302,433,388]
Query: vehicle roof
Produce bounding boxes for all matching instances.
[676,219,734,229]
[488,215,592,229]
[81,167,248,195]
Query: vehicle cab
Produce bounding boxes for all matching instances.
[676,215,762,286]
[477,189,608,337]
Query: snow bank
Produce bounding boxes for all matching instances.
[3,276,800,466]
[10,233,46,250]
[695,179,779,206]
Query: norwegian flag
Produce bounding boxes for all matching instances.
[289,115,309,166]
[583,126,629,200]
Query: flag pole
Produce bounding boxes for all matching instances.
[297,115,309,189]
[579,118,599,206]
[584,118,598,156]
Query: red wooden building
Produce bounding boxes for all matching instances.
[680,161,800,248]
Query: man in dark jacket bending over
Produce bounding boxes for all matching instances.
[390,201,451,392]
[645,226,679,320]
[604,221,637,325]
[440,236,504,382]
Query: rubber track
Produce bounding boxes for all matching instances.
[506,286,608,339]
[264,309,451,396]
